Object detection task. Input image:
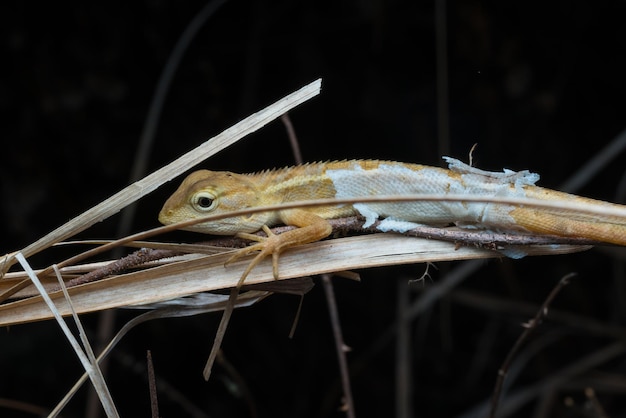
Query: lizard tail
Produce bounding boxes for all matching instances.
[510,207,626,245]
[509,188,626,245]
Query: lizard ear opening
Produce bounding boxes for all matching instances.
[191,191,218,212]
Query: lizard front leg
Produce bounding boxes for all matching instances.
[226,209,333,287]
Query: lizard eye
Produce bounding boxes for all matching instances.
[191,191,217,212]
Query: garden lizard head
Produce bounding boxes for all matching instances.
[158,170,272,235]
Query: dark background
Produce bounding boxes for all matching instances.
[2,1,626,417]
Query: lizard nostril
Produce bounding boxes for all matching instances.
[158,209,173,224]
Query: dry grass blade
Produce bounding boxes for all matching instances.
[48,290,268,416]
[15,253,119,418]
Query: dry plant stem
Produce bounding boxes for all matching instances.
[489,272,575,418]
[63,248,184,288]
[147,350,159,418]
[322,274,356,418]
[203,288,239,380]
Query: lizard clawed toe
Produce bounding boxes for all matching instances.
[226,225,284,288]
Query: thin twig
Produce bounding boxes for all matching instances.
[288,295,306,339]
[322,274,356,418]
[281,113,303,165]
[203,288,238,380]
[396,278,412,418]
[147,350,160,418]
[435,0,449,158]
[489,272,576,418]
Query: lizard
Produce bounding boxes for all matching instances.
[158,158,626,287]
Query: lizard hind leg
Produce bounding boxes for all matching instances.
[226,212,333,288]
[226,225,282,288]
